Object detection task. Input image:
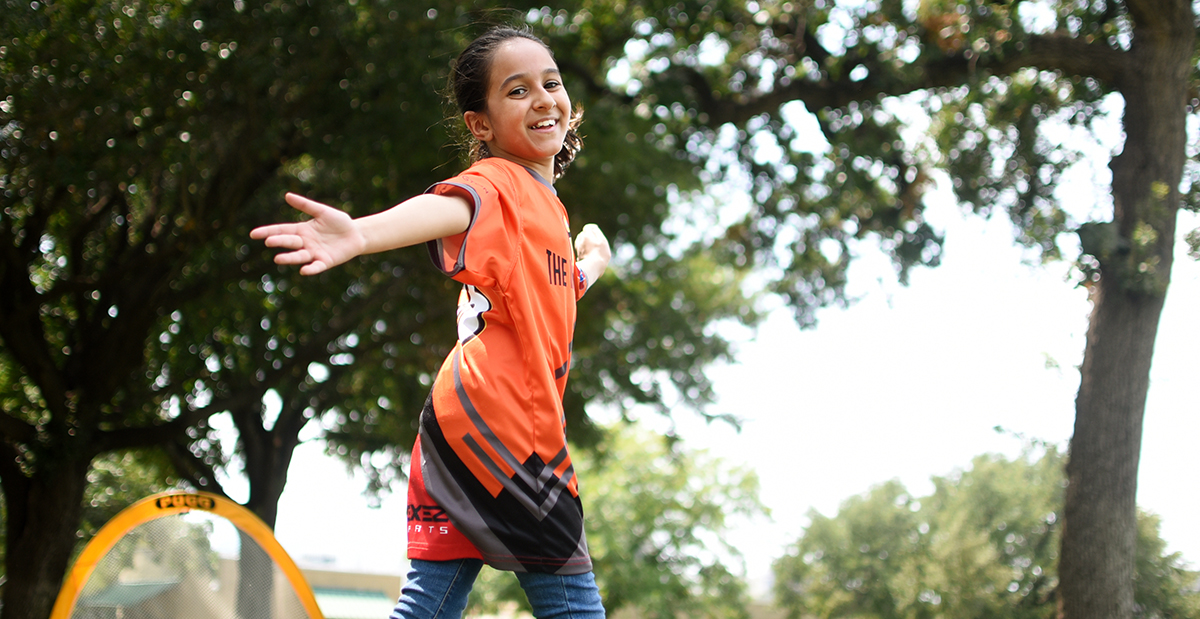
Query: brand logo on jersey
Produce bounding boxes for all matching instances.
[407,504,452,536]
[457,285,491,344]
[546,249,571,288]
[408,504,451,523]
[407,523,452,535]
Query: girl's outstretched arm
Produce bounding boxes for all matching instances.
[575,223,612,290]
[250,191,473,275]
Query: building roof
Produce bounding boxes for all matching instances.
[78,581,180,607]
[312,587,397,619]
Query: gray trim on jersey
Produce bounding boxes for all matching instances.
[450,352,576,510]
[521,165,556,195]
[419,421,592,574]
[553,357,570,379]
[424,181,481,276]
[418,428,516,568]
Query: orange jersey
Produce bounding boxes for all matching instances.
[407,158,592,574]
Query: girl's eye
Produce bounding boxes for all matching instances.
[508,86,527,96]
[545,80,561,89]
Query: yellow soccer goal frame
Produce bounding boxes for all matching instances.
[50,490,325,619]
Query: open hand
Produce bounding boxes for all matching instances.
[249,193,367,275]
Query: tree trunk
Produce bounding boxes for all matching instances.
[1,458,90,619]
[1061,285,1164,619]
[232,401,304,619]
[236,530,277,619]
[1058,2,1193,617]
[238,405,303,530]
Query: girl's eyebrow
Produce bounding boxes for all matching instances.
[498,68,561,90]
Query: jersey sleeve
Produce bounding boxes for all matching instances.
[424,171,520,289]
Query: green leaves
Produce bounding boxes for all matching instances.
[1134,512,1200,619]
[772,445,1200,619]
[466,422,767,619]
[1,0,765,532]
[582,424,765,618]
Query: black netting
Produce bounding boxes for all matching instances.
[70,512,309,619]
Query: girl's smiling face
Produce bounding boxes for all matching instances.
[463,38,571,181]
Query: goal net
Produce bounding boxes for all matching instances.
[51,491,324,619]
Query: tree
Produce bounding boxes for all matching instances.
[11,1,1192,617]
[0,2,758,617]
[76,450,181,550]
[1132,512,1200,619]
[465,422,767,619]
[542,2,1198,618]
[0,2,445,613]
[772,445,1200,619]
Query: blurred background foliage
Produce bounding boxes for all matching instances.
[0,1,765,614]
[467,422,766,619]
[772,443,1200,619]
[2,0,1198,617]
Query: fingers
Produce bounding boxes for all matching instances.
[575,224,611,259]
[250,194,329,239]
[271,248,313,265]
[249,223,293,240]
[267,248,329,276]
[285,192,330,218]
[254,233,298,249]
[250,192,340,276]
[299,261,329,276]
[579,223,607,242]
[574,224,595,247]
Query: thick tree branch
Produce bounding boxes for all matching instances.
[95,388,265,455]
[802,29,833,67]
[0,412,37,444]
[0,227,72,417]
[690,31,1128,127]
[1011,32,1129,85]
[95,269,405,457]
[0,438,30,547]
[1125,0,1195,33]
[163,440,231,499]
[0,438,28,486]
[559,58,636,104]
[0,314,68,423]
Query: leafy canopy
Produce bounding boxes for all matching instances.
[772,444,1200,619]
[466,422,768,619]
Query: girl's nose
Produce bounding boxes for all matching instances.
[533,88,556,110]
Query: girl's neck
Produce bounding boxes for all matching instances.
[484,155,557,190]
[485,151,555,185]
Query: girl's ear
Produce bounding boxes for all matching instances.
[463,111,493,143]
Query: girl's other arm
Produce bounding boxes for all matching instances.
[250,192,473,275]
[574,223,612,290]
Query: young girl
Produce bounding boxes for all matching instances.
[251,26,611,619]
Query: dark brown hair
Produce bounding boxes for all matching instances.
[449,26,583,180]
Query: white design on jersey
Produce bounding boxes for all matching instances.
[457,285,492,344]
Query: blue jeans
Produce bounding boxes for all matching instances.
[389,559,606,619]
